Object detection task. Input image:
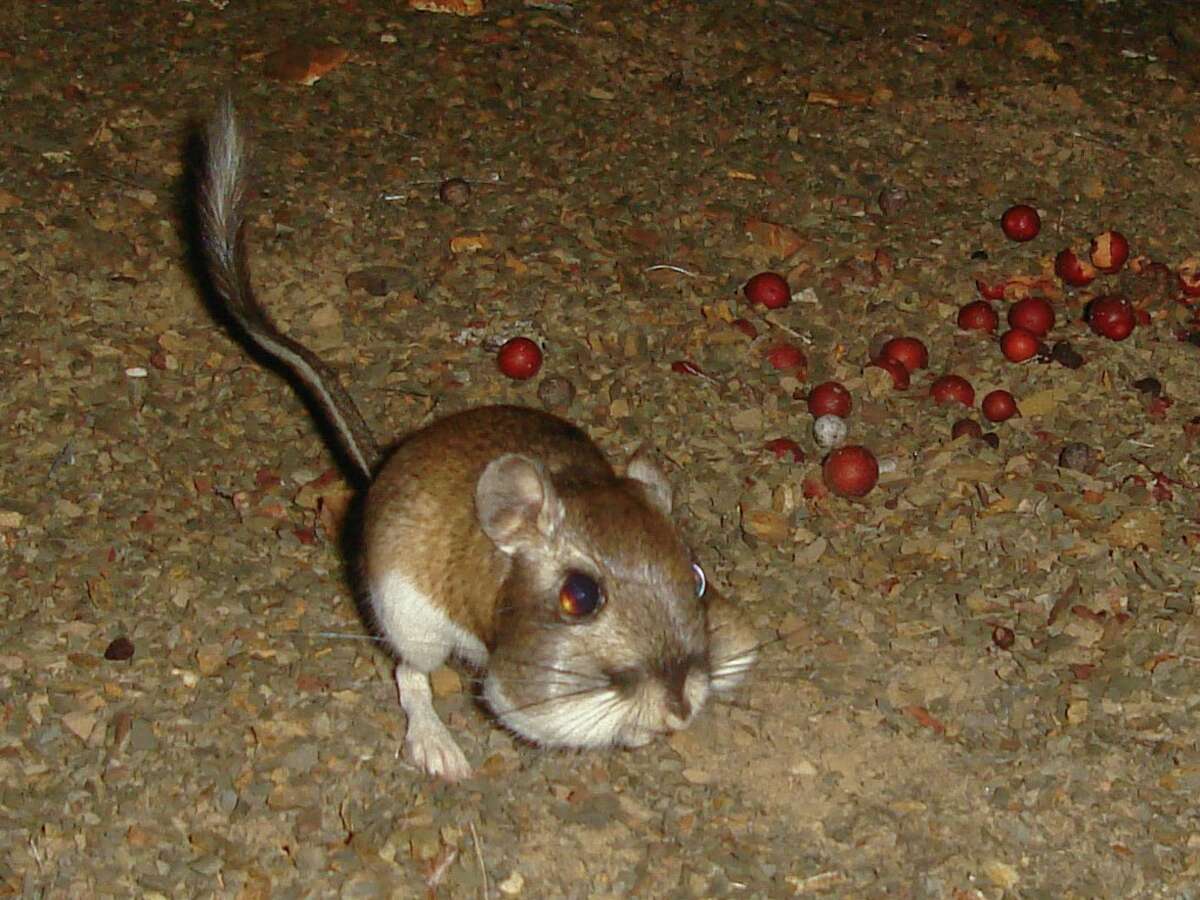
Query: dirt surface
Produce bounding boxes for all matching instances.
[4,0,1200,896]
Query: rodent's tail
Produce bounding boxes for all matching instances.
[198,97,380,481]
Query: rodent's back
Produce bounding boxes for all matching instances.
[363,406,613,640]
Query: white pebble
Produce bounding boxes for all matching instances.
[812,414,847,450]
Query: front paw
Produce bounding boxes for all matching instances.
[405,717,472,782]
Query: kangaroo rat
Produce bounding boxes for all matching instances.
[197,99,756,781]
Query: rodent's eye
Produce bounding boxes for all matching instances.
[691,563,707,599]
[559,571,603,620]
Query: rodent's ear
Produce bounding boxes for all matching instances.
[626,446,673,516]
[476,454,563,553]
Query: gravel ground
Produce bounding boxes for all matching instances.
[3,0,1200,896]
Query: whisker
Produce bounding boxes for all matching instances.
[492,681,615,717]
[298,631,388,642]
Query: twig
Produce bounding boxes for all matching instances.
[645,264,700,277]
[470,821,489,900]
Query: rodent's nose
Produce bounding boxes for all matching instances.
[661,657,694,729]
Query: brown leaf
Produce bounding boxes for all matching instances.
[743,218,811,260]
[903,705,946,735]
[409,0,484,15]
[264,43,349,85]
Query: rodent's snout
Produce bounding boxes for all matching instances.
[605,652,707,732]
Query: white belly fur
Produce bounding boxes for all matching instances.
[370,569,488,672]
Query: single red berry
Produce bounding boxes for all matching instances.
[1007,297,1055,337]
[976,278,1006,301]
[1090,230,1129,275]
[822,445,879,498]
[929,374,975,407]
[868,356,910,390]
[764,437,804,462]
[496,337,543,380]
[807,381,852,418]
[1055,248,1097,287]
[1000,327,1040,363]
[1087,296,1136,341]
[743,272,791,309]
[951,418,984,440]
[766,343,807,374]
[878,336,929,373]
[1000,204,1041,242]
[981,389,1019,422]
[958,300,1000,333]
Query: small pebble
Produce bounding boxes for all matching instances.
[1058,441,1102,474]
[1132,376,1162,397]
[992,625,1015,650]
[438,177,471,207]
[812,414,847,450]
[877,187,908,217]
[537,375,576,409]
[104,636,135,661]
[1049,341,1084,369]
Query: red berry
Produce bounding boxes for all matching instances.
[1055,248,1097,287]
[822,445,879,498]
[764,437,804,462]
[929,374,975,407]
[1007,297,1055,337]
[1000,204,1041,242]
[801,476,828,499]
[743,272,791,309]
[981,389,1019,422]
[1087,296,1136,341]
[1178,259,1200,297]
[878,336,929,373]
[958,300,999,333]
[976,278,1006,301]
[496,337,542,380]
[1000,327,1040,363]
[951,418,984,440]
[868,356,910,390]
[807,381,852,418]
[1090,230,1129,274]
[766,343,806,374]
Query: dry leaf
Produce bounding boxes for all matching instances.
[806,90,870,108]
[409,0,484,15]
[450,234,491,253]
[1017,388,1062,418]
[1106,509,1164,550]
[739,505,790,546]
[903,705,946,734]
[743,218,811,259]
[1021,36,1061,63]
[264,43,349,85]
[62,710,98,742]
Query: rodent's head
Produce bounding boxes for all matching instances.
[474,449,755,751]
